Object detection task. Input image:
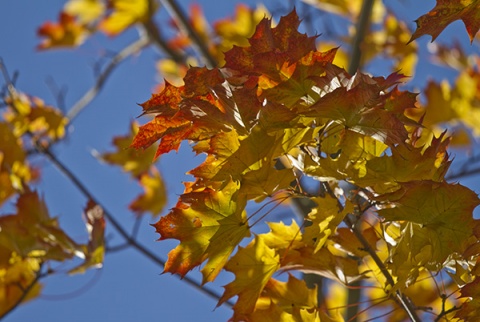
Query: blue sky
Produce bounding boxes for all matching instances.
[1,0,478,321]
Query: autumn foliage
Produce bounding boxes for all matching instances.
[2,0,480,321]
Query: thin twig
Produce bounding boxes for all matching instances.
[159,0,217,67]
[0,64,232,310]
[66,36,150,122]
[347,0,374,75]
[36,144,230,306]
[344,216,421,322]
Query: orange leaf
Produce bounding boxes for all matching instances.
[153,179,250,283]
[37,12,88,50]
[410,0,480,43]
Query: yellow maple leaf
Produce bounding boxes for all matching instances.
[255,275,317,318]
[0,252,42,316]
[218,235,280,318]
[0,123,31,205]
[4,94,67,141]
[64,0,105,24]
[303,195,354,252]
[129,168,166,217]
[102,121,156,178]
[37,12,88,50]
[153,179,250,283]
[99,0,157,36]
[377,181,480,287]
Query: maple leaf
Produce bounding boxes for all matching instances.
[377,181,480,286]
[302,71,410,146]
[99,0,157,36]
[153,179,250,283]
[224,10,318,77]
[69,200,105,274]
[409,0,480,43]
[37,12,88,50]
[218,235,280,319]
[0,251,42,316]
[4,94,68,142]
[64,0,105,24]
[456,279,480,320]
[260,219,361,284]
[213,4,269,58]
[0,191,80,262]
[0,122,30,205]
[358,132,451,193]
[129,168,166,217]
[102,121,156,178]
[251,275,318,321]
[303,195,354,252]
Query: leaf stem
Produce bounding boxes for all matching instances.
[343,215,421,322]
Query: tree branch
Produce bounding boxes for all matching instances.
[159,0,217,68]
[0,64,232,311]
[344,215,421,322]
[36,144,231,307]
[66,36,150,122]
[347,0,374,75]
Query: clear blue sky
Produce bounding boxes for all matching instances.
[1,1,477,321]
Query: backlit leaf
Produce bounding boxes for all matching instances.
[218,235,280,318]
[102,121,156,178]
[0,191,80,262]
[252,275,317,321]
[37,12,88,50]
[99,0,157,36]
[64,0,105,24]
[129,168,166,217]
[377,181,480,286]
[0,252,42,316]
[153,179,250,283]
[4,94,67,141]
[410,0,480,43]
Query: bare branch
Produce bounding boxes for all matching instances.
[36,143,230,306]
[66,36,150,122]
[0,65,232,310]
